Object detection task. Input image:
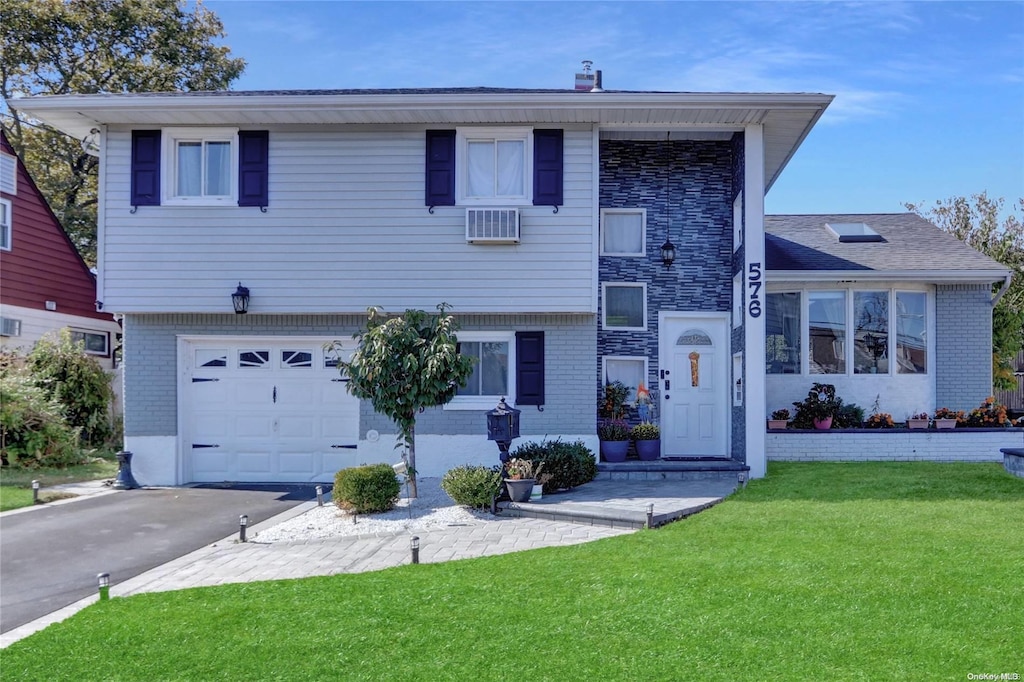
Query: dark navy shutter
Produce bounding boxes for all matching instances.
[515,331,545,407]
[238,131,269,207]
[130,130,161,207]
[532,129,563,207]
[424,130,456,206]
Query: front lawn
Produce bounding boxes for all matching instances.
[0,452,119,511]
[3,462,1021,680]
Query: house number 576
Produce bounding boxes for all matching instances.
[747,262,762,318]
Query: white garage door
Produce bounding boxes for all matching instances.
[183,339,360,483]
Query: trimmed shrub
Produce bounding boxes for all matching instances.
[333,464,400,514]
[1,355,82,468]
[441,465,502,509]
[510,439,597,493]
[28,330,113,446]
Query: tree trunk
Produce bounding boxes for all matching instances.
[407,421,418,499]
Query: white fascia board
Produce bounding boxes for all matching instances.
[767,269,1010,283]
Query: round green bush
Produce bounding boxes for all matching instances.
[333,463,400,514]
[510,439,597,493]
[441,465,502,509]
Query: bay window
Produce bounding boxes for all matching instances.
[809,291,846,374]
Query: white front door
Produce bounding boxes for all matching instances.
[660,314,729,457]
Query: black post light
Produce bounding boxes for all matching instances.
[239,514,248,542]
[411,536,420,564]
[31,480,39,505]
[232,283,250,314]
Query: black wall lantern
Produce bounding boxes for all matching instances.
[660,238,676,268]
[231,283,250,314]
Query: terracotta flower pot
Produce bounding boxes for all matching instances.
[767,419,788,430]
[908,419,929,430]
[813,416,833,430]
[936,418,957,430]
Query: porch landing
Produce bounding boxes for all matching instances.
[497,462,744,530]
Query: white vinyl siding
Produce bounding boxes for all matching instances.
[100,126,594,313]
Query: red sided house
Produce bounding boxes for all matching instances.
[0,131,120,370]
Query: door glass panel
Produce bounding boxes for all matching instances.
[239,350,270,368]
[676,329,712,346]
[281,350,313,368]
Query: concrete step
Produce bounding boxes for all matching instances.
[595,458,749,482]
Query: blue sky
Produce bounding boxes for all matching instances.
[205,0,1023,217]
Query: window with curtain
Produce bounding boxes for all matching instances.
[896,291,927,373]
[601,209,645,255]
[465,137,525,199]
[808,291,846,374]
[854,291,889,374]
[766,292,801,374]
[165,128,236,204]
[604,356,647,402]
[603,284,646,330]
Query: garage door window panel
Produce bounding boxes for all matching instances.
[239,350,270,368]
[281,350,313,368]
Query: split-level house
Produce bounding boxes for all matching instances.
[0,131,121,371]
[14,85,1009,485]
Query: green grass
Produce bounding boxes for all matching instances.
[3,462,1021,680]
[0,452,119,511]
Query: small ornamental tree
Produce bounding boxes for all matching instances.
[332,304,475,498]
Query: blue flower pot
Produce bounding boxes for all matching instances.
[600,440,629,462]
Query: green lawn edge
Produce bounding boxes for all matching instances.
[3,462,1021,681]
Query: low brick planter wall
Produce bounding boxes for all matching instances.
[767,428,1024,463]
[1002,449,1024,478]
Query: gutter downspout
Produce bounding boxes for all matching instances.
[991,274,1012,307]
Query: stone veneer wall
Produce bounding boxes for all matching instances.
[597,138,734,434]
[729,132,746,461]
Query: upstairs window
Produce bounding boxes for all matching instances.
[457,128,531,204]
[601,209,646,256]
[0,152,16,195]
[163,128,238,205]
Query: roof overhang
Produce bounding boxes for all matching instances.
[768,269,1010,283]
[9,90,833,192]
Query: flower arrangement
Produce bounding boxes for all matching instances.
[597,419,631,441]
[864,412,895,429]
[630,422,660,440]
[504,458,544,480]
[911,412,929,420]
[964,396,1010,428]
[933,407,966,425]
[791,383,844,429]
[770,408,791,421]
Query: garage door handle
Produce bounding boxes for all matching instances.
[192,377,219,383]
[331,444,357,449]
[273,386,277,403]
[192,443,220,449]
[331,378,349,382]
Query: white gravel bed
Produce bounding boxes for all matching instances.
[252,477,492,543]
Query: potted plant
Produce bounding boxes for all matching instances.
[964,396,1011,428]
[597,419,630,462]
[503,458,543,502]
[933,407,963,430]
[792,383,843,430]
[630,422,661,461]
[907,412,929,429]
[767,408,790,430]
[864,412,895,428]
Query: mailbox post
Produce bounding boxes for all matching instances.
[486,398,521,464]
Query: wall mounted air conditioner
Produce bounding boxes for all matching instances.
[0,317,22,337]
[466,208,520,244]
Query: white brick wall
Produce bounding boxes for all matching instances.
[767,430,1024,462]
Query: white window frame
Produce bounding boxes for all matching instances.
[70,329,110,357]
[456,127,533,206]
[445,331,516,410]
[766,285,931,376]
[602,282,648,331]
[733,192,743,250]
[0,198,11,251]
[602,355,649,402]
[600,208,646,256]
[163,127,238,206]
[0,152,16,195]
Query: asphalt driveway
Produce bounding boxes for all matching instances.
[0,485,317,633]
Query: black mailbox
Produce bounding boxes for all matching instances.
[486,398,521,463]
[487,398,521,442]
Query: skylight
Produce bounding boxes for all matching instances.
[826,222,883,243]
